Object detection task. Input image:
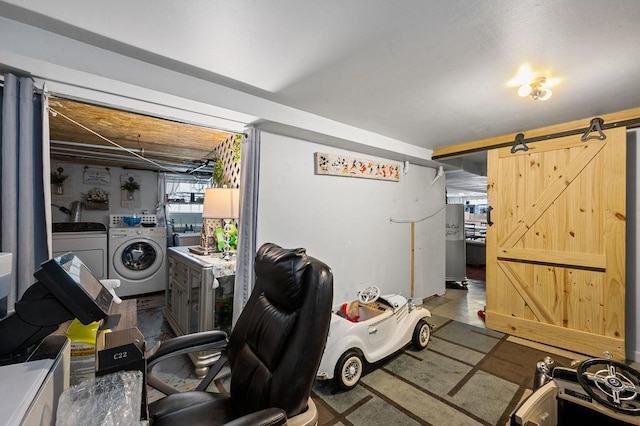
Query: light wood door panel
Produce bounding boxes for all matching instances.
[486,127,626,359]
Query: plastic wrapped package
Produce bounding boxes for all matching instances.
[56,370,147,426]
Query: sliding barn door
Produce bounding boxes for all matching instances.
[486,127,626,360]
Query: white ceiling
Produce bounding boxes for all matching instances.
[2,0,640,193]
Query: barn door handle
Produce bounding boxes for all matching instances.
[487,206,494,226]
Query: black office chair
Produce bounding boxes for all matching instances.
[146,243,334,426]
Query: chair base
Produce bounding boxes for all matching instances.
[287,398,318,426]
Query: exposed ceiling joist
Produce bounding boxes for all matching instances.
[48,97,236,173]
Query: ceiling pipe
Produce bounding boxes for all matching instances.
[50,148,211,173]
[187,160,210,174]
[50,139,142,153]
[431,166,444,185]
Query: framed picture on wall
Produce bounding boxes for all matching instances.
[314,152,401,182]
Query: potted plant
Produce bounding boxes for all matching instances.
[83,187,110,209]
[51,167,68,194]
[121,177,140,200]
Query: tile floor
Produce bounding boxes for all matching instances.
[424,278,487,330]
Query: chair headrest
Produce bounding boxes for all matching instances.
[255,243,310,311]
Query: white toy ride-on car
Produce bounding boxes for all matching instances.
[316,285,433,390]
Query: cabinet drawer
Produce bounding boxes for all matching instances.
[172,261,189,285]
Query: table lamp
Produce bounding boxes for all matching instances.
[201,186,239,259]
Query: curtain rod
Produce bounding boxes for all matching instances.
[0,74,46,92]
[432,116,640,160]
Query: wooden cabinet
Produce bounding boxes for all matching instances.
[164,246,236,377]
[167,258,189,333]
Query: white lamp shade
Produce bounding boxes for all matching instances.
[202,187,240,219]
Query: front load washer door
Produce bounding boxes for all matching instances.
[113,238,164,280]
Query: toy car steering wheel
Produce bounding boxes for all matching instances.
[577,358,640,415]
[358,286,380,304]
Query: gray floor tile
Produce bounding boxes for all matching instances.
[434,320,502,353]
[383,351,472,396]
[313,380,372,413]
[362,369,483,426]
[428,336,485,365]
[346,396,421,426]
[447,370,519,425]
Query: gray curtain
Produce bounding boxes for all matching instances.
[232,127,260,326]
[1,73,48,312]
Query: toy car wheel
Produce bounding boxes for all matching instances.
[335,350,363,390]
[412,320,431,350]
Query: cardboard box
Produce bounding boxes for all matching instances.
[96,327,147,420]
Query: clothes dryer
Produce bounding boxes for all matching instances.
[52,222,108,279]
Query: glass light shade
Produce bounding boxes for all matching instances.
[538,88,552,101]
[517,84,532,97]
[202,187,240,219]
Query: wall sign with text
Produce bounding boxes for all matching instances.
[83,167,111,186]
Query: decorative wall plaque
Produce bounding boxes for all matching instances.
[314,152,401,182]
[83,166,111,186]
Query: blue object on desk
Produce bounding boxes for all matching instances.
[122,216,142,226]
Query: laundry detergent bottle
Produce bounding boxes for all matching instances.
[65,318,100,386]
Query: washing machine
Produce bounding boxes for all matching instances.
[108,214,167,297]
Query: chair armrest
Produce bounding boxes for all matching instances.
[146,330,228,363]
[224,408,287,426]
[146,330,228,395]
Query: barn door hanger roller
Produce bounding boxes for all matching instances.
[581,117,606,142]
[510,116,606,155]
[510,133,529,154]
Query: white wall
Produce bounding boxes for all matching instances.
[50,162,158,226]
[257,132,445,305]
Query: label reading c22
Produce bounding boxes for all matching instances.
[113,351,128,360]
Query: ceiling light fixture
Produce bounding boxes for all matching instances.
[518,77,552,101]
